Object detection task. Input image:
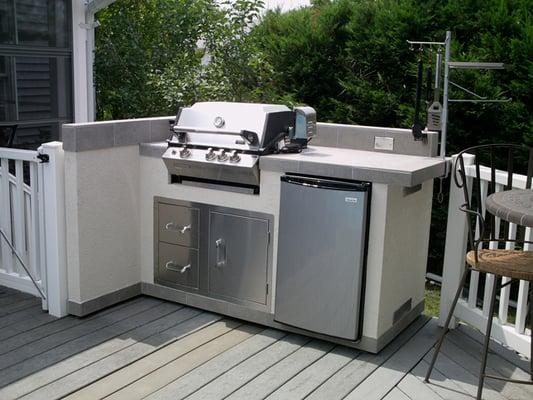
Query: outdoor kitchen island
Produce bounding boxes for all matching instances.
[62,112,446,353]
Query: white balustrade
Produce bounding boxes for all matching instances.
[0,142,67,317]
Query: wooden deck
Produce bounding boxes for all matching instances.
[0,285,531,400]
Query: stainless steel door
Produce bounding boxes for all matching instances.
[208,211,270,305]
[274,175,370,340]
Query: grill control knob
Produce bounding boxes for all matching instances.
[217,149,228,162]
[229,150,241,163]
[205,148,216,161]
[179,147,191,158]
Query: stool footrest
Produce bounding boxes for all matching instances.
[484,374,533,385]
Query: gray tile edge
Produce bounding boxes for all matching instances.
[62,117,173,153]
[260,156,434,186]
[139,142,167,158]
[410,162,447,187]
[113,120,151,147]
[259,158,300,173]
[67,283,142,316]
[61,125,77,152]
[351,167,413,186]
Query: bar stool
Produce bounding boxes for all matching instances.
[424,143,533,400]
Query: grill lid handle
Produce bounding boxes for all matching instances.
[239,130,258,146]
[171,125,259,146]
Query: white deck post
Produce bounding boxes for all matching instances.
[39,142,68,317]
[72,0,91,122]
[439,154,475,328]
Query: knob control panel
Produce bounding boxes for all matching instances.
[179,147,191,158]
[229,150,241,163]
[217,149,228,162]
[205,147,216,161]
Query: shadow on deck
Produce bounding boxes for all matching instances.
[0,285,530,400]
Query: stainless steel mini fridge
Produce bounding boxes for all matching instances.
[274,174,370,341]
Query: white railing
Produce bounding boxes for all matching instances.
[441,154,531,357]
[0,142,67,317]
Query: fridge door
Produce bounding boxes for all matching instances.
[274,175,370,340]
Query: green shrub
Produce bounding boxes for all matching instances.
[95,0,532,274]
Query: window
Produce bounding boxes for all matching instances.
[0,0,72,149]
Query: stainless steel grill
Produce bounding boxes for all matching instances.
[162,102,316,192]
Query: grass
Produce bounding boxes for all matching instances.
[424,281,441,317]
[423,280,530,329]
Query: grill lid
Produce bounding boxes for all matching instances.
[170,102,294,151]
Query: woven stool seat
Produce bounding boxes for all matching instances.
[466,249,533,281]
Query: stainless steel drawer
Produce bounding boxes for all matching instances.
[157,242,199,289]
[158,203,199,248]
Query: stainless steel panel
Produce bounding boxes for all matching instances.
[154,197,273,310]
[274,176,369,340]
[163,151,260,187]
[156,242,199,289]
[158,203,199,248]
[208,211,269,305]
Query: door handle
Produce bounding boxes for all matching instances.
[165,222,191,234]
[165,261,191,274]
[215,238,226,267]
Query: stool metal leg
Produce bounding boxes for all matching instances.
[425,267,469,383]
[477,275,500,400]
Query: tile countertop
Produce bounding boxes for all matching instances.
[139,143,446,187]
[260,146,446,187]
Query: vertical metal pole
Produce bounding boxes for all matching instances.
[440,31,451,159]
[85,11,96,122]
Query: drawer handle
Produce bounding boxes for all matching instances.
[165,261,191,274]
[165,222,191,234]
[215,238,226,267]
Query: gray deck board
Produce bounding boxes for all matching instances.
[185,333,310,400]
[0,302,190,399]
[457,323,531,373]
[0,304,50,330]
[145,329,288,400]
[0,298,41,320]
[226,339,340,400]
[0,297,162,370]
[442,333,533,400]
[384,387,413,400]
[305,315,430,400]
[19,312,221,400]
[265,344,356,400]
[0,309,58,341]
[0,296,147,354]
[0,291,34,306]
[71,322,260,400]
[343,319,440,400]
[424,349,508,400]
[397,369,445,400]
[0,297,40,316]
[0,286,529,400]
